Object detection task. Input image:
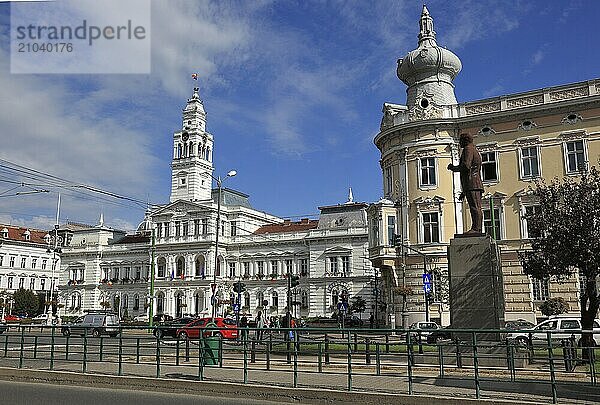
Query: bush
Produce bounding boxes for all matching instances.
[539,297,569,317]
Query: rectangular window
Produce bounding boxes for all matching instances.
[0,256,3,266]
[384,166,393,197]
[20,258,26,268]
[182,221,189,236]
[7,277,13,289]
[202,219,208,235]
[387,215,396,246]
[229,262,236,278]
[300,258,309,277]
[135,266,141,280]
[194,219,200,236]
[243,262,250,278]
[40,279,46,291]
[42,259,47,270]
[521,146,540,178]
[420,157,436,186]
[156,223,162,238]
[123,267,130,280]
[175,221,181,237]
[329,257,338,275]
[341,256,350,277]
[19,278,24,289]
[164,222,170,237]
[231,221,237,236]
[524,205,541,238]
[483,208,502,240]
[221,220,225,235]
[532,278,549,301]
[31,258,37,269]
[565,140,586,173]
[481,151,498,182]
[10,257,15,267]
[29,279,35,290]
[257,261,264,277]
[285,259,293,275]
[371,218,380,247]
[422,212,440,243]
[270,260,278,276]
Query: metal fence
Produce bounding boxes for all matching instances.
[0,325,598,404]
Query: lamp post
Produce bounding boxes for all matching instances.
[46,194,61,317]
[211,170,237,322]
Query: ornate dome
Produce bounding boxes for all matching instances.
[396,6,462,113]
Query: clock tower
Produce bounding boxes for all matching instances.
[170,87,215,202]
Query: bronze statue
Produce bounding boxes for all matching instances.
[447,133,484,235]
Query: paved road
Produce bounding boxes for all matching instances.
[0,380,284,405]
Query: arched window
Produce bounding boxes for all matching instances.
[156,292,165,314]
[216,256,223,277]
[244,292,250,308]
[175,292,184,318]
[195,256,205,277]
[133,294,140,310]
[198,144,203,157]
[157,257,166,278]
[194,291,204,315]
[189,142,194,156]
[331,289,339,307]
[113,295,120,311]
[176,257,185,278]
[183,142,188,157]
[257,291,264,309]
[301,290,308,308]
[271,291,278,308]
[122,294,129,309]
[206,147,211,161]
[177,144,182,158]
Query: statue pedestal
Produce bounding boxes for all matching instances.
[447,236,505,341]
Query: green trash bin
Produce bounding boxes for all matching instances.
[202,323,221,366]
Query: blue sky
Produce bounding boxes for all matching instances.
[0,0,598,231]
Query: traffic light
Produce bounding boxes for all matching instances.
[290,275,300,288]
[233,282,246,293]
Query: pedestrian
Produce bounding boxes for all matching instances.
[240,314,248,341]
[369,313,374,329]
[256,310,264,340]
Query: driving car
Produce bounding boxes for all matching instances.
[408,321,441,341]
[176,317,238,340]
[61,312,121,337]
[507,317,600,346]
[153,316,197,339]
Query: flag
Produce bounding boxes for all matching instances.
[191,73,198,80]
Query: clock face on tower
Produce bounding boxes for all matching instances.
[182,132,189,142]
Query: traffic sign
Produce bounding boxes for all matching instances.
[233,303,240,312]
[422,273,431,284]
[423,283,432,294]
[337,302,349,312]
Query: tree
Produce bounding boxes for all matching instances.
[350,296,367,319]
[519,165,600,348]
[13,288,39,316]
[539,297,570,317]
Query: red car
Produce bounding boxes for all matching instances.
[4,314,20,323]
[176,317,238,340]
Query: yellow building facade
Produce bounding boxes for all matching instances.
[368,6,600,328]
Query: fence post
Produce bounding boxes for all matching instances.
[347,332,352,391]
[438,344,444,378]
[118,333,123,376]
[219,337,223,368]
[176,337,180,366]
[198,336,204,381]
[243,333,248,384]
[406,330,413,395]
[353,333,358,353]
[99,336,103,362]
[293,332,298,388]
[185,338,190,362]
[266,335,271,370]
[82,332,88,374]
[325,334,330,364]
[4,333,8,357]
[33,335,38,359]
[455,338,462,368]
[546,331,557,404]
[49,326,55,370]
[365,338,371,365]
[18,326,24,369]
[385,334,390,354]
[136,337,140,364]
[251,338,256,363]
[155,335,161,378]
[472,332,480,400]
[318,342,322,373]
[376,343,381,376]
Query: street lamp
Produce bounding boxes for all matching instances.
[46,194,61,318]
[211,170,237,322]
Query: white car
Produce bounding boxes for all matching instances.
[408,321,440,341]
[507,317,600,346]
[31,314,59,325]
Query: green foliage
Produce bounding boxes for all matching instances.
[539,297,570,317]
[519,165,600,331]
[350,296,367,318]
[13,288,39,316]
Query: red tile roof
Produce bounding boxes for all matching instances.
[0,224,49,244]
[254,219,318,235]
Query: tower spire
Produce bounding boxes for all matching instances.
[418,5,436,45]
[346,187,354,204]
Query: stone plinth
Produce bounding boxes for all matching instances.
[448,236,505,341]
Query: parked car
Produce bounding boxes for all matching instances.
[152,314,173,324]
[153,316,197,339]
[504,319,535,330]
[408,321,441,342]
[61,312,121,337]
[176,317,238,340]
[507,317,600,346]
[426,326,453,344]
[3,314,20,323]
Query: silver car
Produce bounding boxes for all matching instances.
[61,313,121,337]
[507,316,600,346]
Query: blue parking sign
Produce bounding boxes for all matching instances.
[423,283,432,293]
[233,303,240,312]
[422,273,431,284]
